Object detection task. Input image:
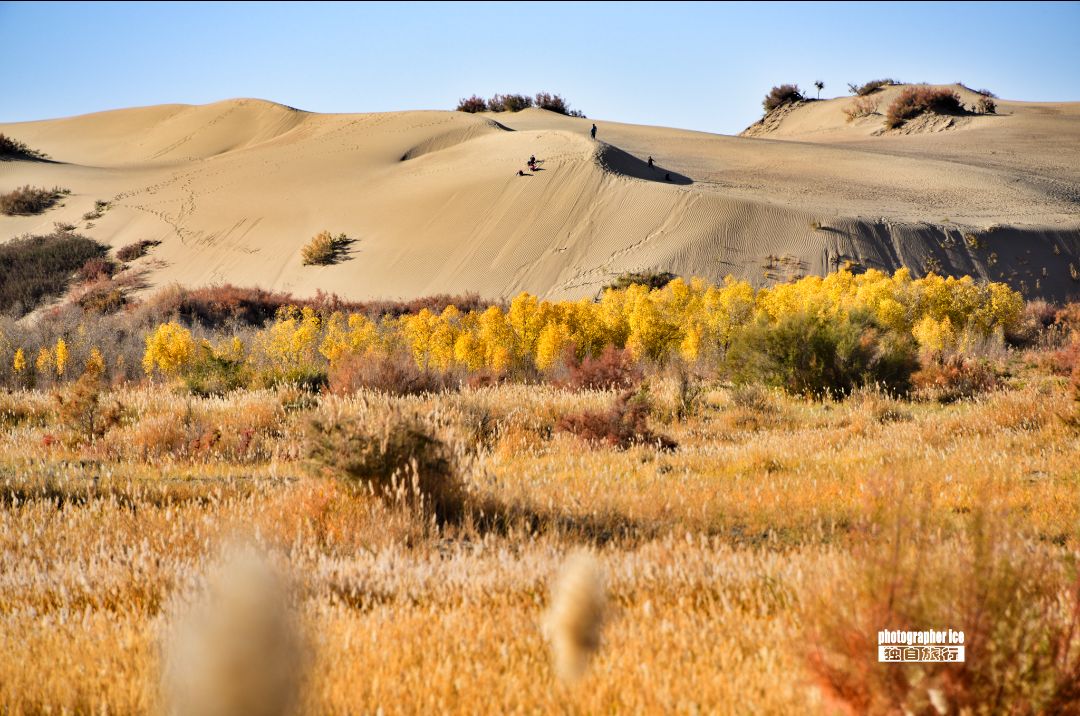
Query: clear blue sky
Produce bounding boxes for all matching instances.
[2,1,1078,134]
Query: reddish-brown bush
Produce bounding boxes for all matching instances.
[487,94,533,113]
[911,355,998,403]
[885,87,964,128]
[328,351,457,396]
[557,346,642,391]
[144,284,499,329]
[762,84,804,113]
[115,239,161,262]
[76,257,117,284]
[1041,338,1080,377]
[455,95,487,113]
[556,390,676,450]
[534,92,586,118]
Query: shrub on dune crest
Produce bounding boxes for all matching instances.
[885,87,964,128]
[486,93,533,113]
[847,78,901,96]
[534,92,586,117]
[762,84,804,113]
[455,95,487,113]
[456,92,585,116]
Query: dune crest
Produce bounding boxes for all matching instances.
[1,94,1078,301]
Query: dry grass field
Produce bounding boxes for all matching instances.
[1,363,1078,714]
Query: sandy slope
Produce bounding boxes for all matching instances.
[1,88,1078,301]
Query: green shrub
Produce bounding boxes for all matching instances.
[0,185,67,216]
[728,310,918,397]
[182,345,251,397]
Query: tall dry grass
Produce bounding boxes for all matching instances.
[0,358,1078,712]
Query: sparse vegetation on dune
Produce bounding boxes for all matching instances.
[885,86,965,128]
[300,230,352,266]
[115,238,161,262]
[976,96,997,114]
[0,133,48,160]
[1,267,1079,712]
[455,91,586,117]
[847,78,902,96]
[0,185,68,216]
[843,96,878,121]
[763,83,805,113]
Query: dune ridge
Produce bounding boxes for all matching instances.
[1,88,1078,301]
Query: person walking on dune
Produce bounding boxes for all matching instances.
[590,123,597,140]
[648,156,654,168]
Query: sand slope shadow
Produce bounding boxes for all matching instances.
[596,143,692,185]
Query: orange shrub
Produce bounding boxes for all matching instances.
[843,96,878,122]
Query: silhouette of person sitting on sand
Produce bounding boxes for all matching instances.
[529,154,536,165]
[518,169,527,177]
[590,123,597,139]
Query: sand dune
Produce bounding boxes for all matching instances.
[1,87,1078,301]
